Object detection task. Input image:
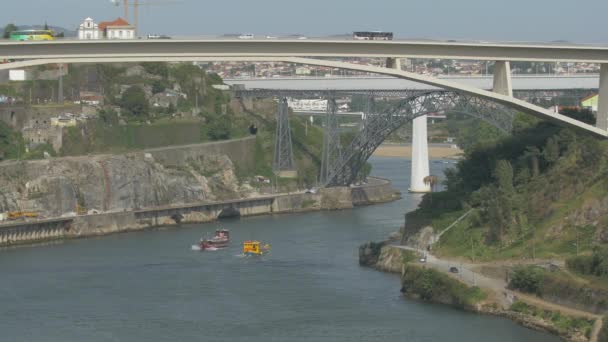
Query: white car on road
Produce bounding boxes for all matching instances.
[238,33,254,39]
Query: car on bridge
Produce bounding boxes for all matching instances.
[238,33,254,39]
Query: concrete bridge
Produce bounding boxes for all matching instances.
[0,39,607,136]
[2,38,607,191]
[226,74,601,92]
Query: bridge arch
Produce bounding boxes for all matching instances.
[324,91,516,186]
[0,56,604,137]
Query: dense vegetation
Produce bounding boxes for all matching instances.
[566,247,608,280]
[404,108,608,260]
[508,265,608,314]
[400,264,486,309]
[508,265,545,295]
[0,121,23,160]
[510,301,594,338]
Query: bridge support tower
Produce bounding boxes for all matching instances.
[320,97,341,185]
[387,57,431,193]
[492,61,513,97]
[273,98,297,178]
[410,114,431,192]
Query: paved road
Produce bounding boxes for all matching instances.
[392,245,602,321]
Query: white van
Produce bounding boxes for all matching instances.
[238,33,254,39]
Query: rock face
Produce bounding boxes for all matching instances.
[0,151,243,218]
[359,241,387,267]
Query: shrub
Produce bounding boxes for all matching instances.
[508,266,545,295]
[401,265,486,308]
[566,247,608,279]
[120,86,149,118]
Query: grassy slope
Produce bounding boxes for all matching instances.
[435,165,607,261]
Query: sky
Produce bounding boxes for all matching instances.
[1,0,608,43]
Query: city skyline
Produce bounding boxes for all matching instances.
[1,0,607,43]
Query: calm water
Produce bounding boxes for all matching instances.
[0,157,557,341]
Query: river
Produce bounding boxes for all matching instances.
[0,157,558,341]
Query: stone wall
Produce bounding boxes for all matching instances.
[352,177,401,206]
[0,104,83,131]
[320,187,353,210]
[0,175,400,247]
[272,193,322,213]
[0,105,27,129]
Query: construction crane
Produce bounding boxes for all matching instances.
[110,0,181,36]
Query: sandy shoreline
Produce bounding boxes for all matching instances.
[373,144,463,159]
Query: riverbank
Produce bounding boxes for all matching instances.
[373,143,463,159]
[360,242,601,342]
[0,157,555,342]
[0,177,400,248]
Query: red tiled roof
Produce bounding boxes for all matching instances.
[99,18,131,31]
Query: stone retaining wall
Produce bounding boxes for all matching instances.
[0,178,399,247]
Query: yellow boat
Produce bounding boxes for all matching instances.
[243,240,271,256]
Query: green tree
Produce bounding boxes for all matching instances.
[206,115,231,140]
[99,109,119,125]
[543,136,560,164]
[3,23,17,39]
[0,121,24,160]
[151,80,166,94]
[141,62,169,78]
[494,159,514,196]
[523,147,541,177]
[508,266,545,295]
[120,86,149,118]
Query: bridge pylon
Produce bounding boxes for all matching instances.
[273,98,297,178]
[320,97,342,185]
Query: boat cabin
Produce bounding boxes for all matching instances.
[215,229,229,239]
[243,240,268,255]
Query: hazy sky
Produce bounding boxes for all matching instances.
[2,0,607,43]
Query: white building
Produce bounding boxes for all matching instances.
[99,18,135,40]
[287,99,328,111]
[78,17,101,40]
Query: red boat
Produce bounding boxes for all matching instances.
[199,229,230,250]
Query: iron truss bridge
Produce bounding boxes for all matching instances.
[233,88,595,104]
[321,91,517,186]
[238,88,581,187]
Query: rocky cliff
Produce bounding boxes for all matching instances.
[0,144,250,218]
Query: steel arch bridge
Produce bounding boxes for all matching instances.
[320,91,517,187]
